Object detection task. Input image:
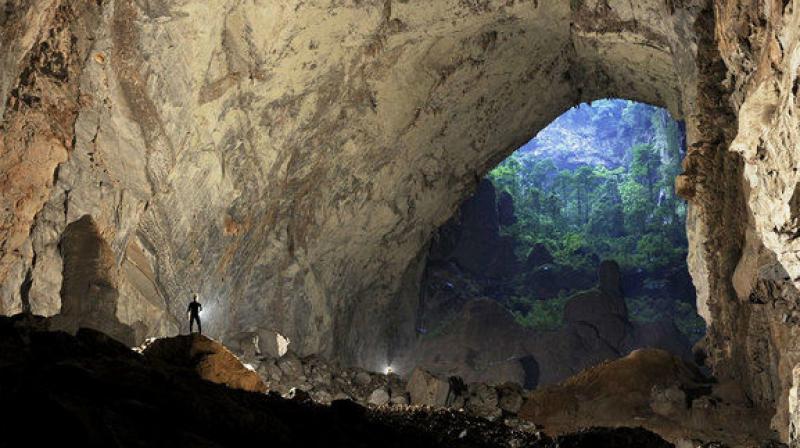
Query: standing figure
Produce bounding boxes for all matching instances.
[187,293,202,334]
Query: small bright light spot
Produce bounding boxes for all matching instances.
[244,363,255,371]
[276,333,290,357]
[384,365,393,375]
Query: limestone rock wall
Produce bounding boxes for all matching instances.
[2,0,799,441]
[0,0,693,359]
[709,0,800,440]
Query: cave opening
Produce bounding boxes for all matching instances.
[407,99,705,389]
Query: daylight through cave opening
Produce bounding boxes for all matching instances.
[403,99,704,389]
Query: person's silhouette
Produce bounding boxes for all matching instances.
[187,293,202,334]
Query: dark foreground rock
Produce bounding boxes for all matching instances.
[141,333,267,393]
[0,313,675,447]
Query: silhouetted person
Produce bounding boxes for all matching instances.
[187,293,202,334]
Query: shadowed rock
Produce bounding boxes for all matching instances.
[519,349,776,446]
[142,333,267,393]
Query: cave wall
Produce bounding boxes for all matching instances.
[709,0,800,440]
[0,0,692,357]
[2,0,799,440]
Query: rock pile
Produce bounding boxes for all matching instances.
[0,313,563,447]
[1,313,781,446]
[235,343,528,424]
[519,348,779,447]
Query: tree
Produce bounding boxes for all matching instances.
[629,143,660,199]
[619,178,650,233]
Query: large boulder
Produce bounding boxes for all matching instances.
[368,388,390,406]
[142,334,266,393]
[405,299,530,386]
[465,383,501,421]
[276,351,305,381]
[496,382,524,414]
[563,261,628,350]
[625,320,693,361]
[517,349,772,446]
[406,368,452,407]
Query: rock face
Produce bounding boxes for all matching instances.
[142,333,267,393]
[50,214,136,345]
[407,262,692,388]
[0,0,693,364]
[518,349,776,447]
[1,0,800,443]
[427,179,520,282]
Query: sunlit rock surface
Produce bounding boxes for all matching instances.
[1,0,800,443]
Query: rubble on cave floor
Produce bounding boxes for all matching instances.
[0,313,784,447]
[230,329,783,447]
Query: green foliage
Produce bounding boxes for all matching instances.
[489,100,703,339]
[488,100,688,273]
[674,301,706,343]
[625,296,664,324]
[625,296,706,344]
[511,293,571,331]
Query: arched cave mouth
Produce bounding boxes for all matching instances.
[405,99,705,389]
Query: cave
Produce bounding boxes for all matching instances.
[2,0,800,446]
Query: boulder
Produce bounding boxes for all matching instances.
[368,388,390,406]
[355,370,372,386]
[563,262,628,351]
[142,334,267,393]
[390,394,409,406]
[649,384,687,417]
[257,358,283,382]
[406,368,451,407]
[333,392,352,401]
[225,331,260,361]
[258,329,291,358]
[311,389,333,404]
[465,383,501,421]
[305,359,333,387]
[497,382,524,414]
[277,352,304,380]
[519,349,724,441]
